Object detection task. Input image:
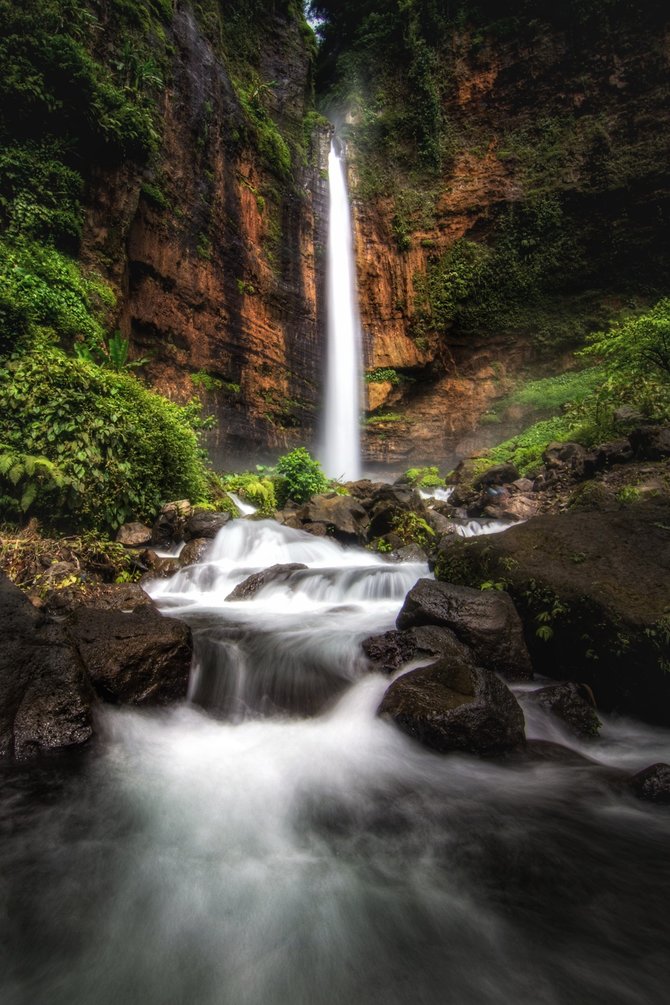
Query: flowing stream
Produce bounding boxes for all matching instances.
[320,139,362,482]
[1,520,669,1005]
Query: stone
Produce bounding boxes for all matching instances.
[43,582,154,615]
[378,658,526,755]
[183,510,231,541]
[542,442,587,470]
[473,463,519,489]
[151,499,192,549]
[179,538,210,567]
[116,522,153,548]
[68,606,192,705]
[362,625,475,676]
[434,500,670,725]
[628,763,670,804]
[592,439,634,471]
[226,563,308,601]
[629,425,670,461]
[0,572,94,760]
[527,682,601,737]
[501,494,539,521]
[290,493,370,544]
[365,484,427,539]
[396,579,533,680]
[511,478,535,494]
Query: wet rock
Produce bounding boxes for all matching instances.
[151,500,192,548]
[68,606,192,705]
[629,763,670,804]
[288,493,370,544]
[43,582,154,616]
[378,658,526,755]
[392,543,429,563]
[0,573,94,760]
[527,682,601,737]
[500,494,539,522]
[629,425,670,461]
[184,510,231,541]
[397,579,532,680]
[511,478,535,494]
[473,463,519,489]
[226,563,308,601]
[141,551,182,579]
[116,522,153,548]
[366,484,427,539]
[434,500,670,725]
[362,625,475,676]
[179,538,210,567]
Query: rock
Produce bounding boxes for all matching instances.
[527,682,601,737]
[591,439,634,472]
[511,478,535,494]
[392,543,429,563]
[613,405,643,426]
[68,606,192,705]
[629,425,670,461]
[501,494,539,521]
[43,582,154,615]
[396,579,533,680]
[116,522,153,548]
[179,538,210,566]
[366,484,427,539]
[628,763,670,804]
[378,658,526,755]
[434,500,670,725]
[0,573,94,760]
[151,499,192,548]
[226,563,308,601]
[543,442,587,470]
[473,463,519,489]
[289,493,370,544]
[183,510,231,540]
[140,553,182,580]
[362,625,475,675]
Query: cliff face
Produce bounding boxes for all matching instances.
[346,8,670,467]
[81,3,329,468]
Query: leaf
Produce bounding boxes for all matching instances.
[20,482,37,512]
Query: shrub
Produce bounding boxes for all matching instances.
[217,472,277,516]
[0,344,208,531]
[403,465,444,487]
[365,368,401,385]
[274,447,328,505]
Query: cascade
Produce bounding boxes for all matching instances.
[320,138,362,481]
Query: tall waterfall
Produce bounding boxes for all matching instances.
[320,139,362,481]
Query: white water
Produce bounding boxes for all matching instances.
[227,491,257,516]
[2,519,670,1005]
[320,140,362,482]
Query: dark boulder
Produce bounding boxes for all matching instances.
[629,425,670,461]
[397,579,533,680]
[43,582,154,616]
[434,500,670,725]
[628,763,670,804]
[179,538,210,567]
[226,563,308,601]
[285,493,370,544]
[362,625,475,676]
[526,682,601,737]
[473,463,519,489]
[0,573,94,760]
[151,499,192,548]
[366,484,427,539]
[184,510,231,541]
[68,606,192,705]
[116,522,153,548]
[378,658,525,755]
[591,439,634,472]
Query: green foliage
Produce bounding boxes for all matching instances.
[365,368,401,385]
[364,412,406,425]
[217,472,278,517]
[0,237,112,358]
[274,447,329,505]
[580,299,670,380]
[0,345,208,531]
[391,511,435,550]
[403,466,444,488]
[498,367,605,415]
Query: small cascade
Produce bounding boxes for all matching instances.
[320,138,362,481]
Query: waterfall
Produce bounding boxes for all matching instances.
[320,138,362,482]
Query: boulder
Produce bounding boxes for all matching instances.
[378,658,526,755]
[179,538,210,567]
[0,573,94,760]
[67,606,192,705]
[366,484,427,539]
[116,522,152,548]
[288,493,370,544]
[629,425,670,460]
[473,463,519,489]
[591,439,633,472]
[184,510,231,541]
[43,581,154,615]
[628,763,670,804]
[151,499,192,548]
[500,494,539,522]
[226,563,308,601]
[396,579,533,680]
[434,500,670,725]
[362,625,475,676]
[542,442,587,471]
[526,682,601,737]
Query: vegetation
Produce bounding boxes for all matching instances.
[403,466,444,488]
[274,447,329,505]
[365,368,401,385]
[216,472,278,517]
[0,344,208,532]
